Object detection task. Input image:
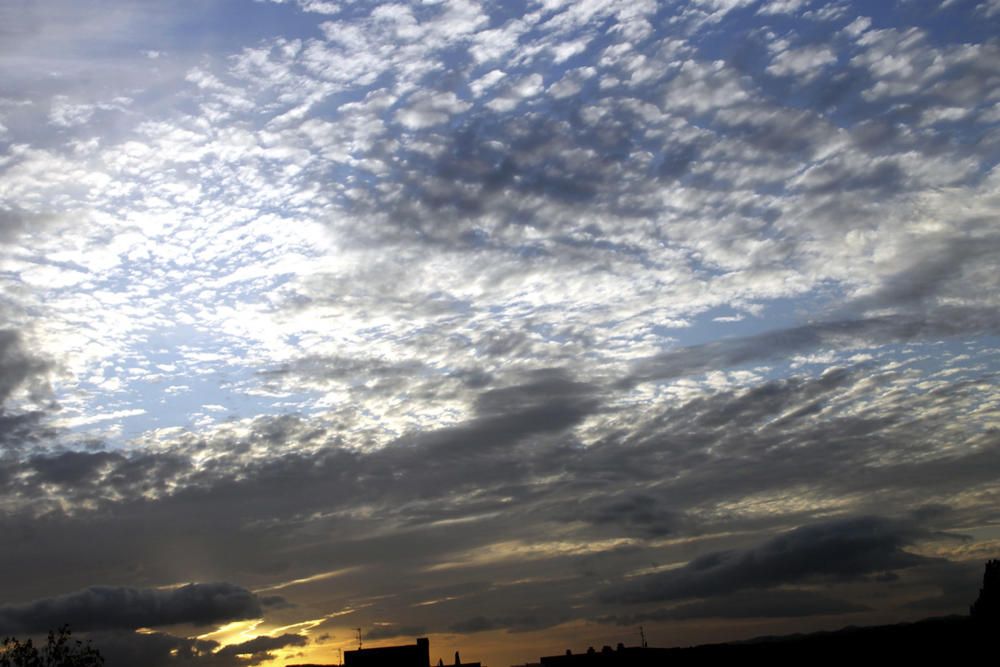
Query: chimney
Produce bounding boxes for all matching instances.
[417,638,430,667]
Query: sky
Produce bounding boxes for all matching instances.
[0,0,998,665]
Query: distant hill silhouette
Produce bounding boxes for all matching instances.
[671,614,988,661]
[540,560,998,665]
[541,616,990,666]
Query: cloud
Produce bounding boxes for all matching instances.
[364,625,427,641]
[623,311,1000,385]
[0,208,52,244]
[397,369,601,461]
[395,91,472,130]
[259,595,295,610]
[0,583,262,634]
[27,450,124,486]
[448,610,569,634]
[579,492,681,538]
[0,2,998,658]
[0,352,993,645]
[90,630,305,667]
[216,633,308,659]
[601,516,932,604]
[767,45,838,81]
[602,588,869,623]
[0,330,49,405]
[87,630,219,667]
[2,350,994,586]
[757,0,809,15]
[846,234,1000,315]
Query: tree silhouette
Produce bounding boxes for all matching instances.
[0,626,103,667]
[971,558,999,621]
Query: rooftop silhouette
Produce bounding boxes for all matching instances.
[289,637,483,667]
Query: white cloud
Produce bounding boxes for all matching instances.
[54,408,146,429]
[469,69,507,97]
[395,91,471,130]
[757,0,808,15]
[843,15,871,37]
[920,106,970,125]
[662,60,750,112]
[980,0,1000,17]
[548,66,596,98]
[767,44,837,80]
[485,73,545,111]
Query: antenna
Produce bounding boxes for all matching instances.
[356,628,363,650]
[639,625,647,649]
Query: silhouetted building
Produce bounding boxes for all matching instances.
[530,615,996,665]
[971,558,999,620]
[345,638,430,667]
[539,644,673,667]
[341,638,482,667]
[450,650,481,667]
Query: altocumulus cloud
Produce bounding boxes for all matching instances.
[1,0,999,662]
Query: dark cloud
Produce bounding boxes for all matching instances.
[0,369,600,596]
[0,408,51,452]
[259,595,294,610]
[601,516,932,604]
[3,449,191,513]
[1,353,993,617]
[0,329,49,405]
[0,339,993,643]
[798,159,907,195]
[88,630,219,667]
[364,625,427,641]
[28,450,123,486]
[601,589,869,623]
[90,630,305,667]
[472,368,598,418]
[0,583,262,634]
[448,616,497,634]
[405,370,601,460]
[0,208,52,244]
[579,492,681,538]
[846,234,1000,315]
[448,610,569,635]
[716,107,827,161]
[0,330,54,454]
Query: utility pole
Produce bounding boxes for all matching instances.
[356,628,363,650]
[639,625,647,649]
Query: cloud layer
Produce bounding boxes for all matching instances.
[601,517,931,603]
[0,583,262,634]
[0,0,998,665]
